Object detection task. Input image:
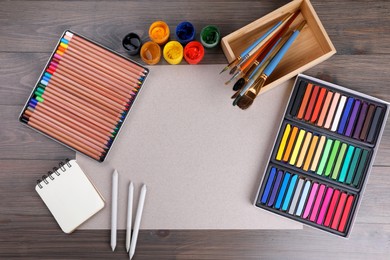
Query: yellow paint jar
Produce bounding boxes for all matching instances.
[163,41,183,65]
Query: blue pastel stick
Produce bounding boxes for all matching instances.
[44,72,52,78]
[275,172,291,209]
[337,97,354,134]
[260,167,277,204]
[282,174,298,211]
[267,170,283,207]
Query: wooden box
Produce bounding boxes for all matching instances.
[221,0,336,94]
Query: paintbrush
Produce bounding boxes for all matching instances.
[219,13,290,74]
[229,13,294,75]
[232,30,292,103]
[225,10,300,85]
[236,21,306,110]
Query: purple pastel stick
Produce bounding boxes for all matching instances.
[345,100,361,136]
[267,170,283,207]
[353,102,368,139]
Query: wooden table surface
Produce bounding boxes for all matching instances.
[1,0,389,259]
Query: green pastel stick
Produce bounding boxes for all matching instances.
[317,139,333,175]
[353,150,369,187]
[339,145,355,183]
[346,148,362,184]
[332,143,347,180]
[325,140,340,176]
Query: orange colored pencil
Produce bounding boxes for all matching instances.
[56,53,139,94]
[66,45,143,84]
[36,101,114,138]
[72,35,146,76]
[67,40,145,80]
[44,81,122,122]
[62,49,141,89]
[39,91,118,131]
[25,109,108,151]
[34,102,110,144]
[55,62,135,101]
[47,76,123,117]
[23,115,103,160]
[51,71,129,111]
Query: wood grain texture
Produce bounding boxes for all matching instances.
[1,0,390,259]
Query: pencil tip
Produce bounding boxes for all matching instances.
[129,251,134,259]
[111,244,116,251]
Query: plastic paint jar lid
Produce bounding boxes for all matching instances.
[122,32,142,56]
[149,21,170,45]
[163,41,183,65]
[200,25,220,48]
[175,21,196,45]
[140,41,161,65]
[184,41,204,65]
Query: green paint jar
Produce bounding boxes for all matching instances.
[200,25,220,48]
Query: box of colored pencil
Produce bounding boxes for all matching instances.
[255,74,389,237]
[19,30,149,162]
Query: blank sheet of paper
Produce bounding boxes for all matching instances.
[77,64,302,230]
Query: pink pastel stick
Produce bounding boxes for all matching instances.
[309,184,326,222]
[303,183,319,219]
[316,187,334,225]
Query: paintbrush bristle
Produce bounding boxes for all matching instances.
[229,66,238,75]
[236,93,256,110]
[233,78,246,91]
[219,65,230,74]
[220,58,239,74]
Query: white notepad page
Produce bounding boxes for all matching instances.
[35,160,105,233]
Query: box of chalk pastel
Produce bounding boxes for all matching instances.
[254,74,389,237]
[19,30,149,162]
[221,0,336,95]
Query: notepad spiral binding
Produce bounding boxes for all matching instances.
[36,159,72,189]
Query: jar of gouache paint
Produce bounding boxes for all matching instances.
[149,21,170,45]
[122,32,142,56]
[163,41,183,65]
[140,41,161,65]
[184,41,204,64]
[200,25,220,48]
[175,21,196,45]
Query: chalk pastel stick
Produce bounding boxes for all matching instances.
[296,180,311,216]
[260,167,277,204]
[288,178,304,214]
[316,187,334,225]
[303,182,319,219]
[282,174,298,211]
[275,172,291,209]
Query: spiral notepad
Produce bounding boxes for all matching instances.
[35,159,105,233]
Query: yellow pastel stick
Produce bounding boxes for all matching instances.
[296,132,312,168]
[283,126,298,162]
[289,129,305,165]
[310,135,326,171]
[303,135,319,171]
[276,124,291,161]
